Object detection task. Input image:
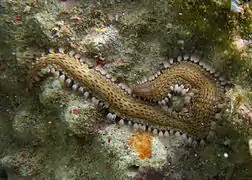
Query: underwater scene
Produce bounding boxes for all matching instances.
[0,0,252,179]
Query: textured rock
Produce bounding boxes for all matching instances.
[98,124,184,178]
[62,100,100,137]
[1,0,252,179]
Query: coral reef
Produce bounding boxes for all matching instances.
[0,0,252,179]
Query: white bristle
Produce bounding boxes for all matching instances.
[106,73,112,79]
[181,133,187,140]
[95,66,102,71]
[177,86,182,93]
[98,102,104,107]
[91,96,96,102]
[100,69,107,75]
[78,86,84,93]
[68,50,75,57]
[147,127,152,132]
[111,76,117,82]
[58,47,65,53]
[133,123,139,130]
[153,129,158,135]
[141,125,146,131]
[167,93,172,98]
[48,48,55,54]
[169,58,174,64]
[161,100,166,105]
[181,89,187,96]
[204,64,211,71]
[79,58,84,64]
[177,56,182,62]
[169,129,174,135]
[164,131,169,137]
[190,55,199,63]
[72,83,79,91]
[74,54,81,59]
[128,121,132,126]
[170,86,174,91]
[210,68,215,74]
[107,113,115,120]
[163,61,170,68]
[112,114,116,120]
[183,54,189,60]
[119,83,127,90]
[119,119,124,125]
[164,97,169,103]
[174,84,179,92]
[83,91,89,99]
[158,131,164,137]
[59,74,66,81]
[199,61,204,66]
[175,131,180,137]
[142,76,147,83]
[126,88,132,94]
[65,78,72,86]
[92,97,99,105]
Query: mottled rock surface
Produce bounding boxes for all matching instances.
[0,0,252,179]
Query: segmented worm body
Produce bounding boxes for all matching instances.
[133,61,223,138]
[31,51,225,140]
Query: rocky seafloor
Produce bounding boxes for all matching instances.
[0,0,252,179]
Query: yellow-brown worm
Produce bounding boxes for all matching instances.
[30,50,225,139]
[133,61,224,138]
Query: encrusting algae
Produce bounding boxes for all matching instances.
[128,132,153,160]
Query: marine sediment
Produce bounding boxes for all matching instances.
[29,48,227,141]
